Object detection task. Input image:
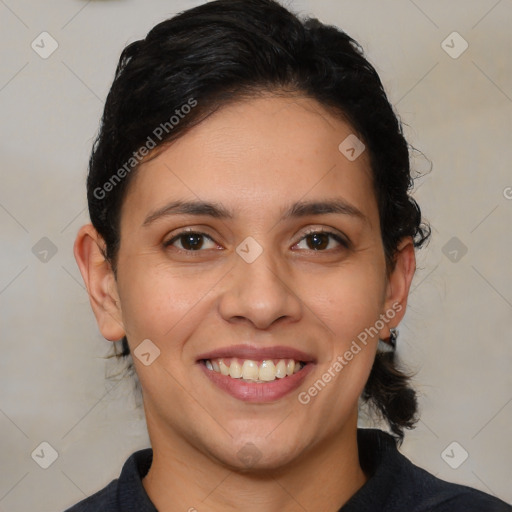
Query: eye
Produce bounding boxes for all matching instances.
[294,229,349,251]
[164,230,218,252]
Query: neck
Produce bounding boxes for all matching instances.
[143,414,368,512]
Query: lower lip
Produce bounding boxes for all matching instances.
[198,363,314,403]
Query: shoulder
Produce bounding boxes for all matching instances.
[350,429,511,512]
[62,449,155,512]
[63,479,118,511]
[398,458,512,512]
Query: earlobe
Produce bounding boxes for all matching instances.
[73,224,126,342]
[381,237,416,335]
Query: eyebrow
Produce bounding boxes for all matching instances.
[142,198,368,227]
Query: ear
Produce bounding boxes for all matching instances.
[73,224,126,341]
[379,237,416,338]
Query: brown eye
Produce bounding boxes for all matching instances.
[164,231,216,251]
[295,230,349,251]
[306,232,329,250]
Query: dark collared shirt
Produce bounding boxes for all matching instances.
[64,428,511,511]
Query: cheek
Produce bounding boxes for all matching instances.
[297,260,386,339]
[297,266,382,420]
[116,258,225,348]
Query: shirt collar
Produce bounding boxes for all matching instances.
[118,428,400,511]
[340,428,403,511]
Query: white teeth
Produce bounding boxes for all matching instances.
[241,360,259,380]
[205,358,304,382]
[219,360,230,376]
[229,360,242,378]
[275,360,287,378]
[259,360,276,381]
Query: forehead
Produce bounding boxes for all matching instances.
[122,95,376,225]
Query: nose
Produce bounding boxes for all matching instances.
[218,247,303,330]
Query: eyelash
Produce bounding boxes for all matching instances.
[163,228,349,253]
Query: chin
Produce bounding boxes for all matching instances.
[220,447,304,474]
[207,430,310,473]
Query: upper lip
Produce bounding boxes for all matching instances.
[196,344,316,363]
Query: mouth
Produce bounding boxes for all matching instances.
[196,345,315,402]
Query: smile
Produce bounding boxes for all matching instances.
[196,345,315,402]
[201,358,305,382]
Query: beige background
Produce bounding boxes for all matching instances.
[0,0,511,510]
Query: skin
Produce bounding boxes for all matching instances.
[74,94,416,512]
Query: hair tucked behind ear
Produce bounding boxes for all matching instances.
[362,352,418,444]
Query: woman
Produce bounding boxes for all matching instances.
[68,0,511,510]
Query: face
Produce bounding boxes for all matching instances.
[78,94,413,471]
